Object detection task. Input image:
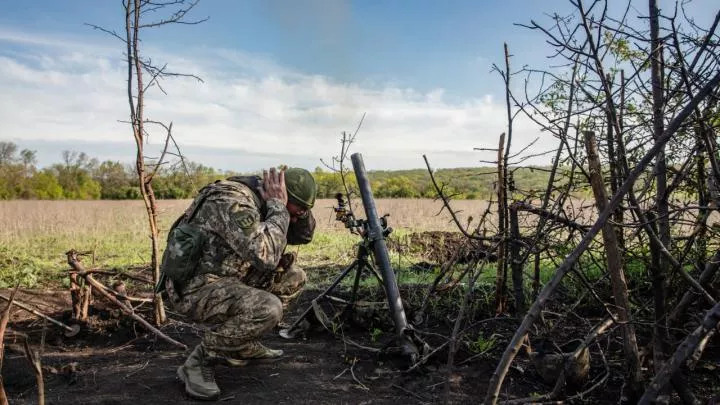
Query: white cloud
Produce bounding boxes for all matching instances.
[0,28,553,170]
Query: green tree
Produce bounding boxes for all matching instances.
[313,169,344,198]
[374,176,418,198]
[94,160,133,199]
[0,142,37,199]
[53,150,102,200]
[0,141,18,165]
[27,170,64,199]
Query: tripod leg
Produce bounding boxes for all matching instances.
[349,259,364,305]
[279,259,360,338]
[368,262,384,286]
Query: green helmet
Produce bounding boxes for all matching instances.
[285,167,317,209]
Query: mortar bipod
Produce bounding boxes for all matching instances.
[280,152,427,367]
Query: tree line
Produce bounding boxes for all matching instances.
[0,141,564,201]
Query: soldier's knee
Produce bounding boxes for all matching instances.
[263,293,283,324]
[289,266,307,285]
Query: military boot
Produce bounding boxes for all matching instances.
[209,341,284,367]
[177,344,221,400]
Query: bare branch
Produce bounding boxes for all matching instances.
[84,23,128,43]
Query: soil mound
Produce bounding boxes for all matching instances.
[388,231,497,265]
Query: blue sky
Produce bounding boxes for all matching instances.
[0,0,550,97]
[0,0,717,171]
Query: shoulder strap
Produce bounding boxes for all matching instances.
[165,181,222,237]
[226,175,267,217]
[166,176,267,238]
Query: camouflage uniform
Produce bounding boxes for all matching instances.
[164,176,315,356]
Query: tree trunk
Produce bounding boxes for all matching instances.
[584,130,642,399]
[143,180,166,324]
[696,143,708,272]
[649,3,671,400]
[495,132,508,315]
[127,0,166,325]
[606,73,625,251]
[509,205,525,314]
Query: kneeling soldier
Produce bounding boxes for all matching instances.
[158,166,317,400]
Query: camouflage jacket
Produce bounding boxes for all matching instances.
[185,176,315,289]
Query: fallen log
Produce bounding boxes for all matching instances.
[65,250,186,350]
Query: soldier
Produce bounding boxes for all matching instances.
[158,166,317,400]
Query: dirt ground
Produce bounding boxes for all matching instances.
[3,286,506,405]
[3,265,720,404]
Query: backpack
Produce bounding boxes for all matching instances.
[154,184,217,293]
[154,177,263,294]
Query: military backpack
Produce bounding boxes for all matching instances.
[155,177,264,293]
[154,183,219,293]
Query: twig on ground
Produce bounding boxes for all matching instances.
[333,368,349,380]
[108,343,137,354]
[0,284,20,405]
[344,338,381,353]
[0,294,78,336]
[639,302,720,404]
[66,250,187,350]
[22,334,45,405]
[456,345,496,366]
[124,360,150,378]
[405,341,451,373]
[392,383,431,404]
[350,361,369,391]
[93,282,154,303]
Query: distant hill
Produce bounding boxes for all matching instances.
[318,165,576,200]
[1,140,583,200]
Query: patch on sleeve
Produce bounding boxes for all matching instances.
[230,204,259,236]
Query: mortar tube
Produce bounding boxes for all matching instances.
[350,152,410,336]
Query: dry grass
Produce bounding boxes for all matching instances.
[0,200,186,245]
[3,197,715,288]
[312,198,491,232]
[0,198,488,244]
[0,198,487,287]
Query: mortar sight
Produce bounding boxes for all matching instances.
[333,193,347,220]
[332,192,357,229]
[332,192,391,237]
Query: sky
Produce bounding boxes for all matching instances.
[0,0,717,172]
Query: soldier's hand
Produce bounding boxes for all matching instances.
[278,251,296,270]
[260,166,288,205]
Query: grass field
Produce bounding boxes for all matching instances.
[4,197,716,289]
[0,198,488,288]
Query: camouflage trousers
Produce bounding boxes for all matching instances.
[167,266,306,353]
